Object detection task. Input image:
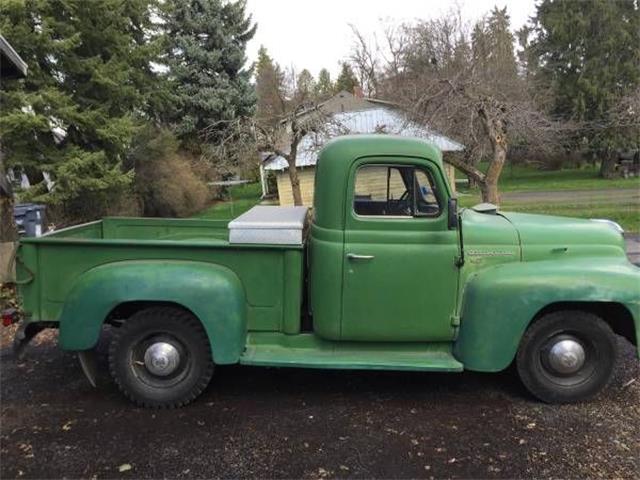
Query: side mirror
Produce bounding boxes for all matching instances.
[448,197,459,229]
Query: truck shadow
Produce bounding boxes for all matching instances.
[92,326,531,405]
[89,326,638,408]
[207,363,528,403]
[6,325,636,408]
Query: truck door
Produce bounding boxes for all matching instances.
[341,159,459,341]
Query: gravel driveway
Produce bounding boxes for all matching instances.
[1,326,638,479]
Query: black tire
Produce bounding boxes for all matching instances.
[108,306,213,408]
[516,310,617,404]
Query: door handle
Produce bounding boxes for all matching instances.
[347,253,375,261]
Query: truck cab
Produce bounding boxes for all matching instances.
[309,136,460,342]
[11,135,640,408]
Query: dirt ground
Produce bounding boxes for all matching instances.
[0,325,638,479]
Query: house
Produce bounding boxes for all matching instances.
[260,90,465,206]
[0,35,27,78]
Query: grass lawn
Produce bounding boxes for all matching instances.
[457,163,640,192]
[193,165,639,233]
[194,182,262,220]
[457,164,640,232]
[458,195,640,232]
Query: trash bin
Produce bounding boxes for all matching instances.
[14,203,46,237]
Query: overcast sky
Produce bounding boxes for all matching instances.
[245,0,537,77]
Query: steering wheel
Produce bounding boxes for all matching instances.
[390,190,411,215]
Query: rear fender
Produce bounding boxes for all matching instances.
[454,258,640,371]
[58,261,246,364]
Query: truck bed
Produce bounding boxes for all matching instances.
[46,216,233,243]
[17,217,305,335]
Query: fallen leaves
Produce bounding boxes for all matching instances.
[118,463,132,473]
[17,443,33,459]
[622,378,636,388]
[316,467,330,478]
[61,420,75,431]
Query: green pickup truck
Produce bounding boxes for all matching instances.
[8,135,639,408]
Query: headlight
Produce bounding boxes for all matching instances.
[591,218,625,234]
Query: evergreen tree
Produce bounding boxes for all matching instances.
[471,22,488,67]
[486,8,518,85]
[451,32,471,73]
[515,25,536,81]
[473,7,520,98]
[334,63,358,94]
[162,0,256,149]
[0,0,161,219]
[530,0,640,175]
[254,46,285,124]
[295,69,315,103]
[314,68,333,100]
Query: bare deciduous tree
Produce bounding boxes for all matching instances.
[407,78,563,203]
[350,9,565,205]
[203,104,347,207]
[349,25,379,97]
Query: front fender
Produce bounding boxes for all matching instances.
[454,257,640,371]
[58,261,246,364]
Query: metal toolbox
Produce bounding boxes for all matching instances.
[228,206,308,245]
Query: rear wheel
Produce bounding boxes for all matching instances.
[108,306,213,408]
[516,311,616,403]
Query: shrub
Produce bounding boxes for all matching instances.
[45,189,142,228]
[21,160,141,229]
[130,127,210,217]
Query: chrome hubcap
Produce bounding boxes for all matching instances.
[144,342,181,376]
[547,338,586,374]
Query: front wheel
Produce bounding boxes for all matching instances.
[516,311,617,404]
[109,306,214,408]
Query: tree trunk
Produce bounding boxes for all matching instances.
[467,175,477,189]
[482,143,507,204]
[287,162,303,206]
[284,132,304,207]
[477,104,508,205]
[0,152,18,283]
[0,197,17,243]
[0,153,18,243]
[440,153,486,191]
[599,150,617,179]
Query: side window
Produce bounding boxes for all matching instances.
[353,165,440,217]
[414,169,440,216]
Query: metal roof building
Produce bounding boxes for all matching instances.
[0,35,28,78]
[260,91,464,206]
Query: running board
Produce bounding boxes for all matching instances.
[240,333,463,372]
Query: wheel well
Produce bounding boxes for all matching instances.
[105,301,199,327]
[534,301,637,346]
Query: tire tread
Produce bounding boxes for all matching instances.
[108,306,213,409]
[516,310,616,404]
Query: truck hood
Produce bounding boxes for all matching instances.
[498,211,627,262]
